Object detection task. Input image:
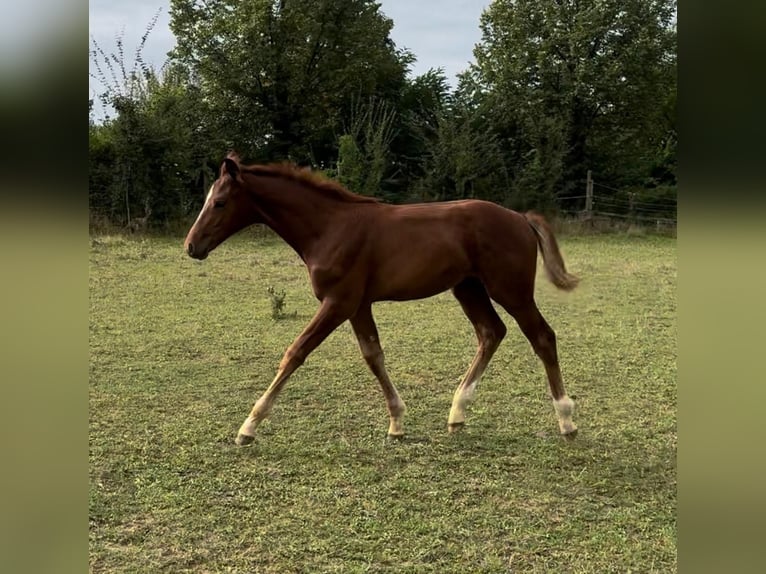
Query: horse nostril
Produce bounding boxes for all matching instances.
[186,242,194,256]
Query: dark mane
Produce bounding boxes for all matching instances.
[242,162,379,204]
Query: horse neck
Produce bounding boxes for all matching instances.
[245,174,350,260]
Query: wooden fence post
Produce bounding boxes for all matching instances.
[585,170,593,219]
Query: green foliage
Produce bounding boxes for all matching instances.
[90,17,221,229]
[336,134,365,193]
[413,101,510,205]
[89,1,676,224]
[337,98,397,198]
[385,68,451,199]
[266,285,295,320]
[469,0,677,200]
[169,0,411,164]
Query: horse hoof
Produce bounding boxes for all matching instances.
[386,433,405,442]
[235,433,255,446]
[448,422,465,434]
[562,428,578,441]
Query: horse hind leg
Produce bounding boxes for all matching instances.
[505,300,577,438]
[448,278,507,433]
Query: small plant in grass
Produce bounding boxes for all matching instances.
[266,286,295,320]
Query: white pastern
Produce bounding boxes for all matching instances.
[388,415,405,436]
[448,380,478,424]
[552,395,577,434]
[237,415,257,438]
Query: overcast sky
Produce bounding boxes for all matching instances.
[89,0,489,115]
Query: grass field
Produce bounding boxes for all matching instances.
[89,230,676,573]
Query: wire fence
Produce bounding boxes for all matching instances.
[558,176,677,231]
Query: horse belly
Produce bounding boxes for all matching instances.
[370,245,470,301]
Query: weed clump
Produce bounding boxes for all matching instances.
[266,286,296,320]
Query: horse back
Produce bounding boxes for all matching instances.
[359,200,537,302]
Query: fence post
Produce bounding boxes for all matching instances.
[585,170,593,219]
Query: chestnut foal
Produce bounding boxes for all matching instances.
[184,154,579,446]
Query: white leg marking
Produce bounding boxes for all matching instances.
[238,396,273,439]
[448,379,478,426]
[388,397,406,436]
[553,395,577,435]
[237,415,258,438]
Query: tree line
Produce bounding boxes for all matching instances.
[89,0,676,229]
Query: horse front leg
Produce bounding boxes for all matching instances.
[236,299,351,445]
[350,305,407,439]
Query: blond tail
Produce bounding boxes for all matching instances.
[524,212,580,291]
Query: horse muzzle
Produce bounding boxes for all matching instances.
[185,241,208,260]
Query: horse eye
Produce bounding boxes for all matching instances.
[213,200,226,209]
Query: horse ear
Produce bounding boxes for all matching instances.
[223,157,240,179]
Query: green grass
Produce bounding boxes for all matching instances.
[89,230,676,573]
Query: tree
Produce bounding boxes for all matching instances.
[468,0,677,204]
[169,0,411,164]
[336,98,397,198]
[90,23,220,228]
[413,98,511,206]
[388,68,452,199]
